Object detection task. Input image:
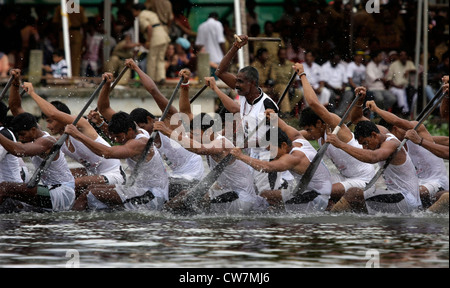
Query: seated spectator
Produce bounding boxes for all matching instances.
[386,50,416,115]
[174,37,196,74]
[165,43,179,78]
[365,50,397,112]
[43,49,68,78]
[320,52,348,115]
[300,51,331,106]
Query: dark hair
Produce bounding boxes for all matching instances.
[132,3,146,11]
[370,50,383,60]
[41,100,71,119]
[209,12,219,19]
[130,108,156,124]
[266,126,291,148]
[239,66,259,86]
[190,112,217,132]
[52,49,65,58]
[256,48,268,58]
[108,111,136,134]
[0,101,8,125]
[299,107,324,128]
[10,112,38,132]
[354,120,380,139]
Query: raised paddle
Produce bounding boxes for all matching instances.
[26,67,129,188]
[234,34,282,42]
[416,84,445,122]
[276,72,297,107]
[363,89,447,191]
[127,77,185,187]
[292,93,364,199]
[189,85,207,104]
[26,79,107,188]
[0,74,14,101]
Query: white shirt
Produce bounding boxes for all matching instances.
[61,135,122,176]
[31,132,75,186]
[320,61,347,89]
[346,61,366,86]
[289,138,332,197]
[0,127,23,183]
[195,17,225,64]
[301,62,323,89]
[365,61,388,90]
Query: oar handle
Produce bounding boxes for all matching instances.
[26,79,107,188]
[0,75,15,101]
[277,72,297,107]
[190,85,207,104]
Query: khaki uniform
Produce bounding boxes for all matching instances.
[254,32,285,62]
[53,5,88,77]
[271,59,300,113]
[251,60,272,88]
[106,40,134,85]
[139,10,171,83]
[145,0,174,34]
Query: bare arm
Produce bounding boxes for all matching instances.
[8,69,26,116]
[206,77,240,114]
[0,133,54,157]
[177,69,193,122]
[230,148,300,173]
[405,129,449,160]
[215,35,249,89]
[349,86,370,125]
[97,73,116,121]
[440,76,449,121]
[326,132,399,164]
[24,82,98,140]
[65,124,147,160]
[126,58,178,119]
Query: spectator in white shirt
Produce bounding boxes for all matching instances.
[320,53,348,115]
[365,50,397,111]
[43,50,68,78]
[386,50,417,115]
[335,50,367,116]
[299,51,331,106]
[195,12,226,79]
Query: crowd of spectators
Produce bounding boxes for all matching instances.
[0,0,448,117]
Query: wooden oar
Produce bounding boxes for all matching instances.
[276,72,297,108]
[292,93,364,198]
[363,89,447,191]
[234,34,282,42]
[184,116,269,211]
[127,77,185,187]
[26,67,129,188]
[26,79,107,188]
[0,75,14,101]
[416,84,445,122]
[189,85,207,104]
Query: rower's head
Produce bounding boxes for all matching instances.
[354,120,382,150]
[130,108,156,134]
[265,126,291,160]
[378,118,406,141]
[236,66,260,98]
[0,101,8,126]
[10,112,39,143]
[299,107,326,140]
[41,101,71,135]
[189,113,218,143]
[108,111,138,144]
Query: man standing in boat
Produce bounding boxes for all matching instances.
[215,34,282,196]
